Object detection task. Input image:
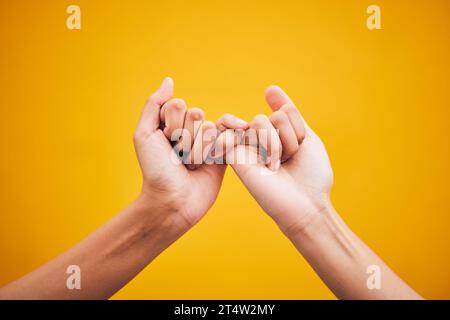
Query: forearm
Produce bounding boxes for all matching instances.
[0,195,186,299]
[286,203,422,300]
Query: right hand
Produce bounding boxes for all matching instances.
[218,85,334,237]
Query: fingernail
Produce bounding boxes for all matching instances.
[270,159,281,172]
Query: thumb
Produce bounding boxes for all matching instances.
[229,145,274,183]
[264,85,295,112]
[138,77,174,132]
[265,84,313,135]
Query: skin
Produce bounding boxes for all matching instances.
[0,78,422,300]
[0,78,245,299]
[219,85,422,299]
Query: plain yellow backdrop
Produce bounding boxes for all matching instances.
[0,0,449,299]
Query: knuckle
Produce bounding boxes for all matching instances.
[216,116,224,125]
[202,120,215,130]
[253,113,268,122]
[188,107,205,120]
[280,103,297,115]
[285,143,299,157]
[217,113,233,126]
[270,110,289,125]
[251,114,268,127]
[223,113,233,121]
[169,98,186,111]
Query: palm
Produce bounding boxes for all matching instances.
[232,140,331,232]
[138,125,225,226]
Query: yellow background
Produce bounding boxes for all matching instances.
[1,0,449,299]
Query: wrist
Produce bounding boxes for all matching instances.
[275,194,337,239]
[284,200,365,261]
[132,191,190,243]
[279,195,336,240]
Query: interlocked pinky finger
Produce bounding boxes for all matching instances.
[216,113,248,132]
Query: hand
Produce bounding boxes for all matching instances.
[0,79,419,300]
[134,77,232,233]
[219,85,334,236]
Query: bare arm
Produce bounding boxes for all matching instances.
[0,77,231,299]
[225,85,422,299]
[287,203,421,299]
[0,196,185,299]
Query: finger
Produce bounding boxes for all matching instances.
[230,144,273,179]
[162,98,187,142]
[216,113,248,131]
[269,110,299,162]
[137,77,173,132]
[265,85,307,142]
[264,85,295,112]
[177,108,204,159]
[248,114,282,171]
[214,113,248,162]
[188,121,218,169]
[213,129,243,163]
[279,104,306,143]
